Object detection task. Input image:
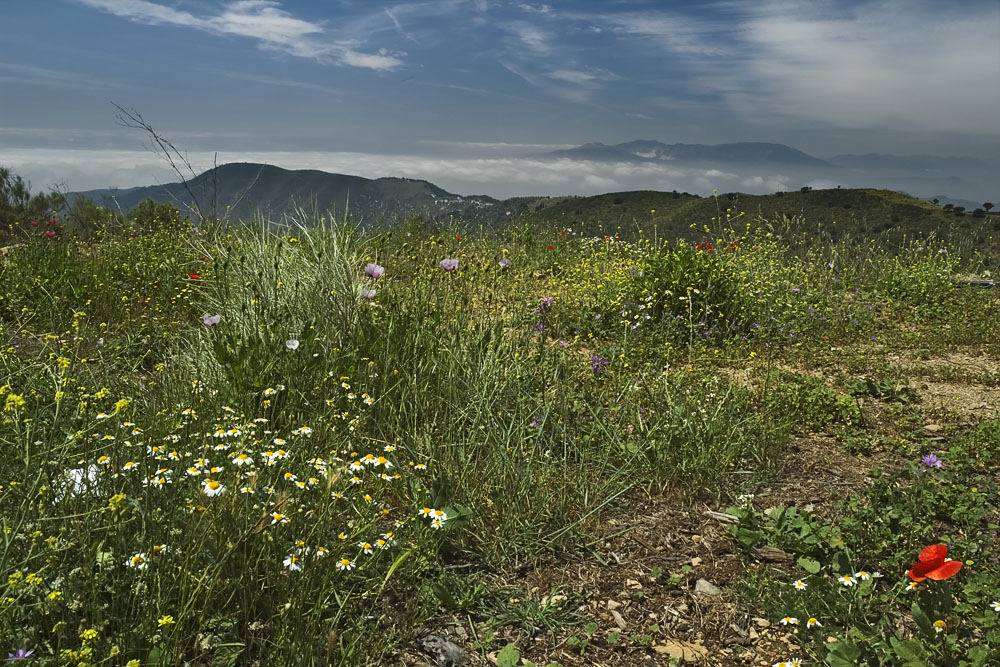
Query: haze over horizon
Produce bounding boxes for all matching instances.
[1,0,998,200]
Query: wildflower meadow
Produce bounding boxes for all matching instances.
[1,195,998,665]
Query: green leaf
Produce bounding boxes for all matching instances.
[430,582,458,609]
[910,601,934,635]
[832,551,851,574]
[797,556,822,574]
[889,637,928,666]
[825,641,861,667]
[496,643,521,667]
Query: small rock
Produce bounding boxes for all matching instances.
[924,423,943,432]
[755,546,794,562]
[690,556,703,567]
[754,617,771,628]
[606,599,622,610]
[419,633,468,666]
[695,579,723,596]
[611,609,628,629]
[653,639,709,662]
[626,578,643,589]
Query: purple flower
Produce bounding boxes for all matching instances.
[202,314,221,327]
[591,354,609,375]
[7,649,33,659]
[541,297,554,306]
[529,418,541,427]
[360,287,376,300]
[921,454,942,468]
[498,258,511,268]
[365,262,385,279]
[534,322,545,333]
[439,258,459,271]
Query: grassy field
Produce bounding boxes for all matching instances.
[1,203,998,666]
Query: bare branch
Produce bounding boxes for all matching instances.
[111,102,206,220]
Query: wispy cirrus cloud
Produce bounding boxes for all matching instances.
[0,62,123,90]
[74,0,403,70]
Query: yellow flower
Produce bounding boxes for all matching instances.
[158,614,176,627]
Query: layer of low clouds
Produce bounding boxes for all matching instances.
[0,147,876,201]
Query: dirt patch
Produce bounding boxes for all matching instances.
[400,435,898,666]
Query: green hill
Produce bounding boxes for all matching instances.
[506,188,998,251]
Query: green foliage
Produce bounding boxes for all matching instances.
[1,185,999,664]
[0,166,66,243]
[763,370,862,432]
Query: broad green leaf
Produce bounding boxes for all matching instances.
[797,556,821,574]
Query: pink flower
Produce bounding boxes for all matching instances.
[45,230,56,238]
[439,258,459,271]
[365,263,385,279]
[360,288,376,300]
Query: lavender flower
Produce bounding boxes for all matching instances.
[591,354,610,375]
[921,454,943,468]
[439,258,459,271]
[365,263,385,279]
[7,649,33,659]
[498,258,511,268]
[360,288,376,300]
[202,314,221,327]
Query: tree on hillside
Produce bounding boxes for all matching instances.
[953,206,966,215]
[984,202,994,212]
[130,198,189,232]
[0,167,66,241]
[64,195,114,236]
[943,203,954,211]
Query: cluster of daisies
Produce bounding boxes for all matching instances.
[67,381,444,576]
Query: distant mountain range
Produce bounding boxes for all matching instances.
[547,141,832,166]
[70,162,498,223]
[541,141,995,204]
[66,142,996,225]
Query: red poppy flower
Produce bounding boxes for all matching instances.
[45,230,56,238]
[907,544,962,581]
[456,235,462,239]
[188,273,201,280]
[548,245,554,250]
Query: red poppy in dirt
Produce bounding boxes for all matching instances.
[907,544,962,581]
[188,273,201,280]
[548,245,555,250]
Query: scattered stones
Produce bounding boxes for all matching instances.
[653,639,709,662]
[695,578,723,596]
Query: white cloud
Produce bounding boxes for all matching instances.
[75,0,403,70]
[590,1,1000,138]
[730,1,1000,136]
[504,21,552,54]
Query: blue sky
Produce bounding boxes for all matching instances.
[1,0,998,197]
